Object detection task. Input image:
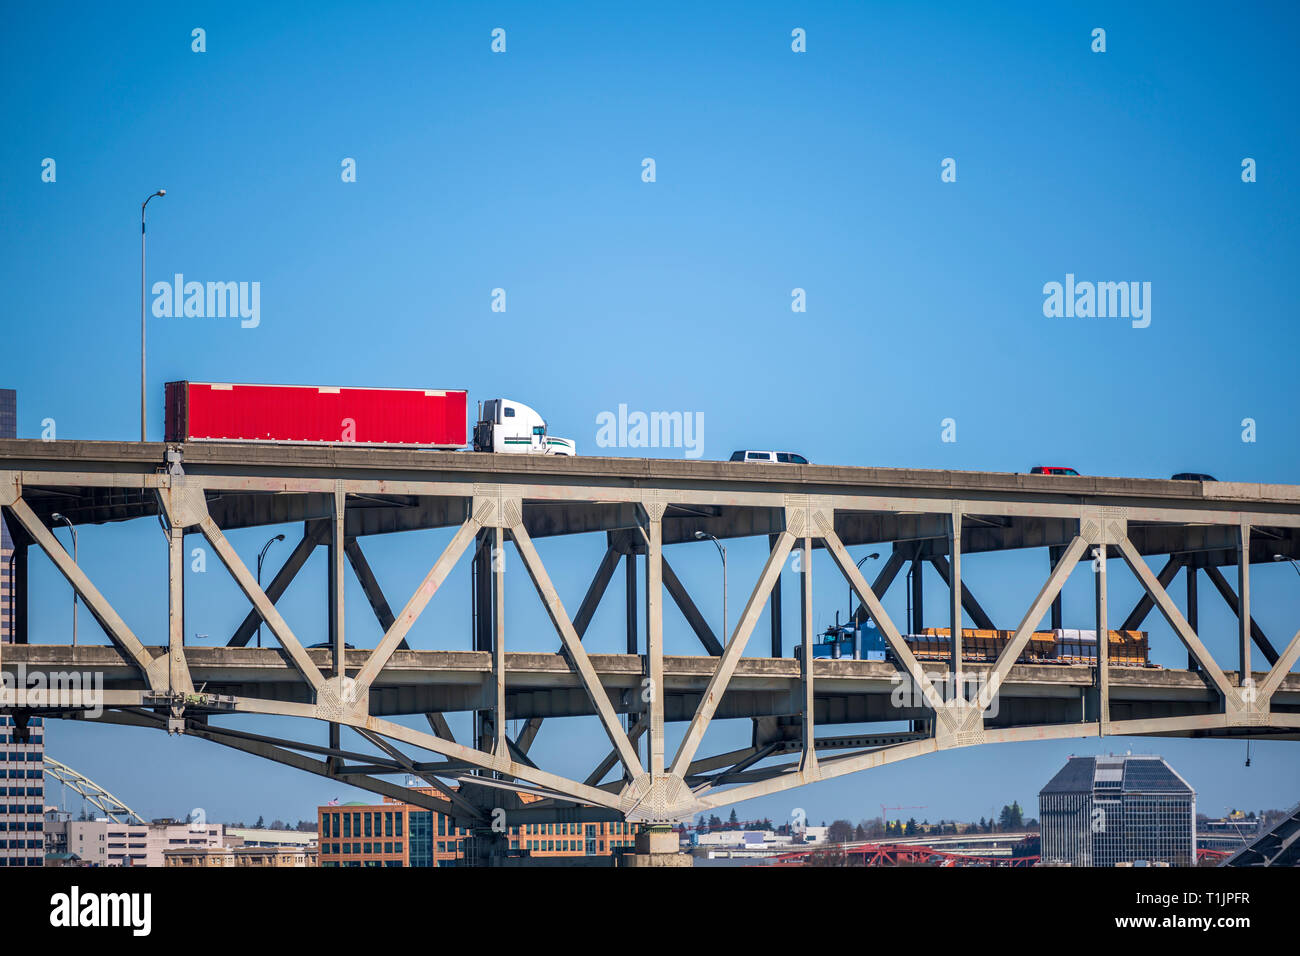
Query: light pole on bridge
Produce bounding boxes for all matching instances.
[140,188,165,442]
[256,534,286,647]
[50,513,77,646]
[695,531,727,642]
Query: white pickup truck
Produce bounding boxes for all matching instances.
[473,399,577,456]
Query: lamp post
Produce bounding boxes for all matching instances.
[1273,554,1300,580]
[256,534,286,647]
[695,531,728,641]
[141,188,166,442]
[850,552,881,623]
[50,513,78,646]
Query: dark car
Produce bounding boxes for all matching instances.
[1030,466,1080,476]
[308,641,355,649]
[1171,472,1216,482]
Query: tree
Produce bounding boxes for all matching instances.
[827,819,854,844]
[728,808,739,828]
[1000,802,1024,830]
[708,814,723,830]
[978,816,986,833]
[255,815,265,829]
[905,817,918,836]
[854,823,867,841]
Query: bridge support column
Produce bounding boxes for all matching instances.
[948,508,962,689]
[1238,523,1252,685]
[910,554,923,635]
[1092,541,1109,732]
[1049,545,1064,630]
[1186,563,1199,672]
[622,825,691,867]
[799,536,816,774]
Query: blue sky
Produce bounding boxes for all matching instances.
[3,1,1299,827]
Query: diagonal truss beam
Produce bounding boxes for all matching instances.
[1119,555,1182,630]
[669,531,794,778]
[1115,536,1235,701]
[352,514,481,693]
[515,545,621,757]
[509,519,643,778]
[197,513,326,691]
[985,535,1089,704]
[822,528,948,714]
[5,497,160,686]
[229,522,328,648]
[354,727,487,822]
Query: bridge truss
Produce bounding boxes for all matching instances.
[1,441,1298,834]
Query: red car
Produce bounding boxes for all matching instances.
[1030,466,1080,476]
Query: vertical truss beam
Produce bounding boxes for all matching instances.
[1095,541,1109,732]
[493,524,506,758]
[644,505,666,776]
[166,518,192,694]
[799,536,817,774]
[948,507,963,690]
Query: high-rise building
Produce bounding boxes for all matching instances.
[0,713,45,867]
[317,788,637,867]
[1,388,15,645]
[1039,754,1196,866]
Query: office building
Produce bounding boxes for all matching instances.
[0,713,44,866]
[317,788,637,866]
[1,388,14,645]
[1039,754,1195,866]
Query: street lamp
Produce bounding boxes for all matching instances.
[1273,554,1300,580]
[850,552,881,623]
[141,188,166,442]
[255,534,286,647]
[50,513,78,646]
[694,531,728,641]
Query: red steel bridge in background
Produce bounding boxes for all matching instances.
[1,440,1298,859]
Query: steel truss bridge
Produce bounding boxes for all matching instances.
[42,755,146,824]
[1,440,1298,837]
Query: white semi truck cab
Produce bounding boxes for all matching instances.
[473,399,577,456]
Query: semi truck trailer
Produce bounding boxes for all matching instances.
[164,381,576,455]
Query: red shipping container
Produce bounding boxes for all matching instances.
[165,381,467,448]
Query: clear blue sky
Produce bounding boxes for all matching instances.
[3,1,1299,827]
